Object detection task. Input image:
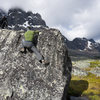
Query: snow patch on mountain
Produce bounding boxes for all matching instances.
[87,41,92,49]
[23,21,29,27]
[28,16,32,19]
[8,25,15,28]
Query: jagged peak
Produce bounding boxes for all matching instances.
[0,8,47,30]
[8,8,26,15]
[89,39,95,43]
[73,37,88,42]
[8,8,26,13]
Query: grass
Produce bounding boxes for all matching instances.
[70,59,100,99]
[68,73,100,100]
[89,95,100,100]
[89,60,100,68]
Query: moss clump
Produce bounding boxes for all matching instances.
[68,74,100,99]
[89,95,100,100]
[89,60,100,68]
[68,80,88,96]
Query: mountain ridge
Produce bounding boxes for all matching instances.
[63,36,100,58]
[0,8,100,58]
[64,36,100,52]
[0,8,47,31]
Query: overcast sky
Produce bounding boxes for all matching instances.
[0,0,100,42]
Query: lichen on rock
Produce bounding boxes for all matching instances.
[0,28,72,100]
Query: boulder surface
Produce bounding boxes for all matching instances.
[0,28,72,100]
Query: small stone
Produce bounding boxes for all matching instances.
[0,70,3,75]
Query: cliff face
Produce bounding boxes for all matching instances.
[0,28,72,100]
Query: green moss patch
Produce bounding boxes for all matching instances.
[68,74,100,100]
[89,60,100,68]
[89,95,100,100]
[68,80,88,96]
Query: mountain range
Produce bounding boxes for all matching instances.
[64,37,100,52]
[0,8,100,58]
[63,36,100,58]
[0,8,47,31]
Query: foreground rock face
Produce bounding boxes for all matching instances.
[0,28,72,100]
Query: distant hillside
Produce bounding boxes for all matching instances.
[63,36,100,59]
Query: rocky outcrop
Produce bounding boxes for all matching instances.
[0,8,47,31]
[72,59,100,77]
[89,67,100,77]
[72,66,88,76]
[0,28,72,100]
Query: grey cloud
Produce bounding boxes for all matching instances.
[0,0,100,42]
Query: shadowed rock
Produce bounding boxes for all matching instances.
[0,28,72,100]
